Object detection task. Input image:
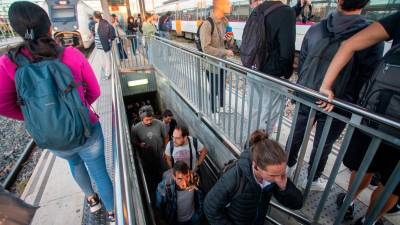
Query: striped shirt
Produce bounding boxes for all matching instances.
[94,23,103,50]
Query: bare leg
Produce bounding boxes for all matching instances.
[367,184,398,220]
[348,171,373,201]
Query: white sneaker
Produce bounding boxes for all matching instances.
[303,177,328,192]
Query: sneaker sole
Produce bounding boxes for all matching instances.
[90,203,103,213]
[309,186,326,192]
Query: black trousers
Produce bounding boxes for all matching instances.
[206,69,225,113]
[287,104,347,181]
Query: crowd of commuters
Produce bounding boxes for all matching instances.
[0,0,399,225]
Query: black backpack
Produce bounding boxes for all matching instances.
[297,20,367,100]
[195,17,214,52]
[220,159,246,203]
[358,44,400,138]
[169,137,199,170]
[240,1,285,70]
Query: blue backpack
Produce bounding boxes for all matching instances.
[8,48,92,150]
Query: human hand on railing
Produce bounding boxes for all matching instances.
[317,86,335,112]
[226,50,234,57]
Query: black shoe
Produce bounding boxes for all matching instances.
[87,193,102,213]
[387,202,400,215]
[370,173,381,187]
[336,193,354,221]
[352,217,384,225]
[353,217,363,225]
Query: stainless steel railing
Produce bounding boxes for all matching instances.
[147,36,399,225]
[0,18,20,44]
[112,34,151,70]
[111,41,148,225]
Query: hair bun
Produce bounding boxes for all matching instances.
[249,130,269,146]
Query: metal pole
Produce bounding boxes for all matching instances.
[138,0,146,21]
[2,140,36,190]
[100,0,111,21]
[126,0,132,17]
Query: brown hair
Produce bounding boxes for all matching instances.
[174,124,189,138]
[93,11,102,20]
[173,161,189,175]
[250,130,287,169]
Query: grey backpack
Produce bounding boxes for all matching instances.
[240,1,285,70]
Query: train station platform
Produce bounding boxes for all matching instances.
[8,35,399,225]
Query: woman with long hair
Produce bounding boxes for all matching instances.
[127,15,139,55]
[0,2,115,222]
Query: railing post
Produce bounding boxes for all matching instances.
[196,57,203,113]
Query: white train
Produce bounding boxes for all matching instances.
[39,0,94,49]
[155,0,398,51]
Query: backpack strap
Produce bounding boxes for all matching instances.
[169,140,174,167]
[188,137,194,170]
[206,17,215,36]
[56,46,65,60]
[193,137,198,156]
[7,47,31,68]
[262,1,286,17]
[232,163,245,200]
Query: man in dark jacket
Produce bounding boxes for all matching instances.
[243,0,308,141]
[286,0,383,192]
[248,0,306,78]
[156,161,204,225]
[204,132,303,225]
[162,109,177,140]
[93,11,116,79]
[159,11,172,39]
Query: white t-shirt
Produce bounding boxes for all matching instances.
[164,136,204,171]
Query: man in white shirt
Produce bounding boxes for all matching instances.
[164,125,208,172]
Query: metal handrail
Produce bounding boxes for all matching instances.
[2,139,36,190]
[152,36,400,131]
[147,36,400,225]
[111,42,148,225]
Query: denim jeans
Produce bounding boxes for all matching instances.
[117,40,128,60]
[159,31,170,39]
[130,36,137,55]
[51,122,114,212]
[206,69,225,113]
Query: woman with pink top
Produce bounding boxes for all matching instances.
[0,2,115,222]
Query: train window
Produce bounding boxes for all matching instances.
[51,6,76,22]
[228,0,250,21]
[363,0,399,21]
[302,0,337,23]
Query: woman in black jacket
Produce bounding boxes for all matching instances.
[204,130,303,225]
[127,16,139,55]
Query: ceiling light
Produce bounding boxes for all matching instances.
[128,79,148,87]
